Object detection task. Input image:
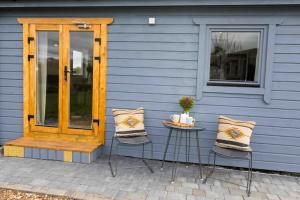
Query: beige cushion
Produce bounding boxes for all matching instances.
[215,116,256,151]
[112,107,147,137]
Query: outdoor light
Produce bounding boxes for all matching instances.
[148,17,155,25]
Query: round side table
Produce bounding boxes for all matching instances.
[161,122,206,182]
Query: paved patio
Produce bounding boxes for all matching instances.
[0,154,299,200]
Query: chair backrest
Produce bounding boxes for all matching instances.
[112,107,147,137]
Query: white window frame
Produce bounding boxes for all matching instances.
[193,17,284,104]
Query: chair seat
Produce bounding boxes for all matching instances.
[116,135,150,145]
[212,145,251,159]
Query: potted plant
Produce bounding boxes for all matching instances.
[179,96,195,114]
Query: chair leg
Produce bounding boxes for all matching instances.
[151,140,154,160]
[203,150,212,184]
[203,150,216,184]
[108,136,117,177]
[142,142,154,173]
[247,152,253,197]
[196,130,203,179]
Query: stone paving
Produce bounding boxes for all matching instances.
[0,154,299,200]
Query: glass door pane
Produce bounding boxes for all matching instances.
[69,32,94,129]
[36,31,59,127]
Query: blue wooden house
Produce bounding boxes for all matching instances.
[0,0,299,173]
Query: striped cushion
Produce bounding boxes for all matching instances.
[215,116,256,151]
[112,107,147,137]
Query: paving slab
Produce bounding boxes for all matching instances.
[0,154,299,200]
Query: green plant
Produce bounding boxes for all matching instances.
[179,96,195,113]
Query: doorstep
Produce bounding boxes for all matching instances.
[4,137,103,163]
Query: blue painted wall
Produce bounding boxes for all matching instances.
[0,6,299,172]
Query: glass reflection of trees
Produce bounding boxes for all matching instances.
[210,32,260,83]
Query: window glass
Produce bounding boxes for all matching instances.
[36,31,59,126]
[210,31,260,84]
[69,32,94,129]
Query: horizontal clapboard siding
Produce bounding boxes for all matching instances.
[0,7,299,172]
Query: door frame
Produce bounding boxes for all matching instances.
[61,24,100,136]
[18,18,113,144]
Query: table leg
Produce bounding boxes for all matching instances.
[196,130,203,179]
[171,130,179,183]
[161,128,173,170]
[172,130,183,183]
[185,130,188,165]
[188,130,191,163]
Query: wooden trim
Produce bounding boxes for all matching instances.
[204,86,265,95]
[92,25,101,137]
[196,24,206,100]
[6,137,100,152]
[28,131,100,144]
[4,146,24,157]
[28,24,37,131]
[64,151,73,162]
[58,24,63,133]
[193,17,284,25]
[99,24,108,144]
[23,23,30,137]
[264,24,276,104]
[18,18,113,25]
[35,24,60,31]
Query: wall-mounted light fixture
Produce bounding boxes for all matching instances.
[148,17,156,25]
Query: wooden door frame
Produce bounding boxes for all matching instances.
[28,24,62,134]
[19,18,113,144]
[61,24,100,136]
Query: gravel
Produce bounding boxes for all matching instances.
[0,188,76,200]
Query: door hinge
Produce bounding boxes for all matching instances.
[94,56,101,63]
[27,115,34,121]
[28,55,34,61]
[27,37,34,44]
[95,38,101,45]
[93,119,100,126]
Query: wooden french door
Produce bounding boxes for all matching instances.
[25,21,108,137]
[61,25,100,136]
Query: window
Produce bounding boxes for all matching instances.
[193,17,281,103]
[208,30,263,87]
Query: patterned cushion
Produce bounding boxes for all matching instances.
[215,116,256,151]
[112,107,147,137]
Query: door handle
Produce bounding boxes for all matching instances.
[64,66,72,81]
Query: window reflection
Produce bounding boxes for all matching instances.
[210,31,260,85]
[69,32,94,129]
[36,31,59,126]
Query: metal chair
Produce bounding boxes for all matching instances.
[108,135,154,177]
[203,145,253,196]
